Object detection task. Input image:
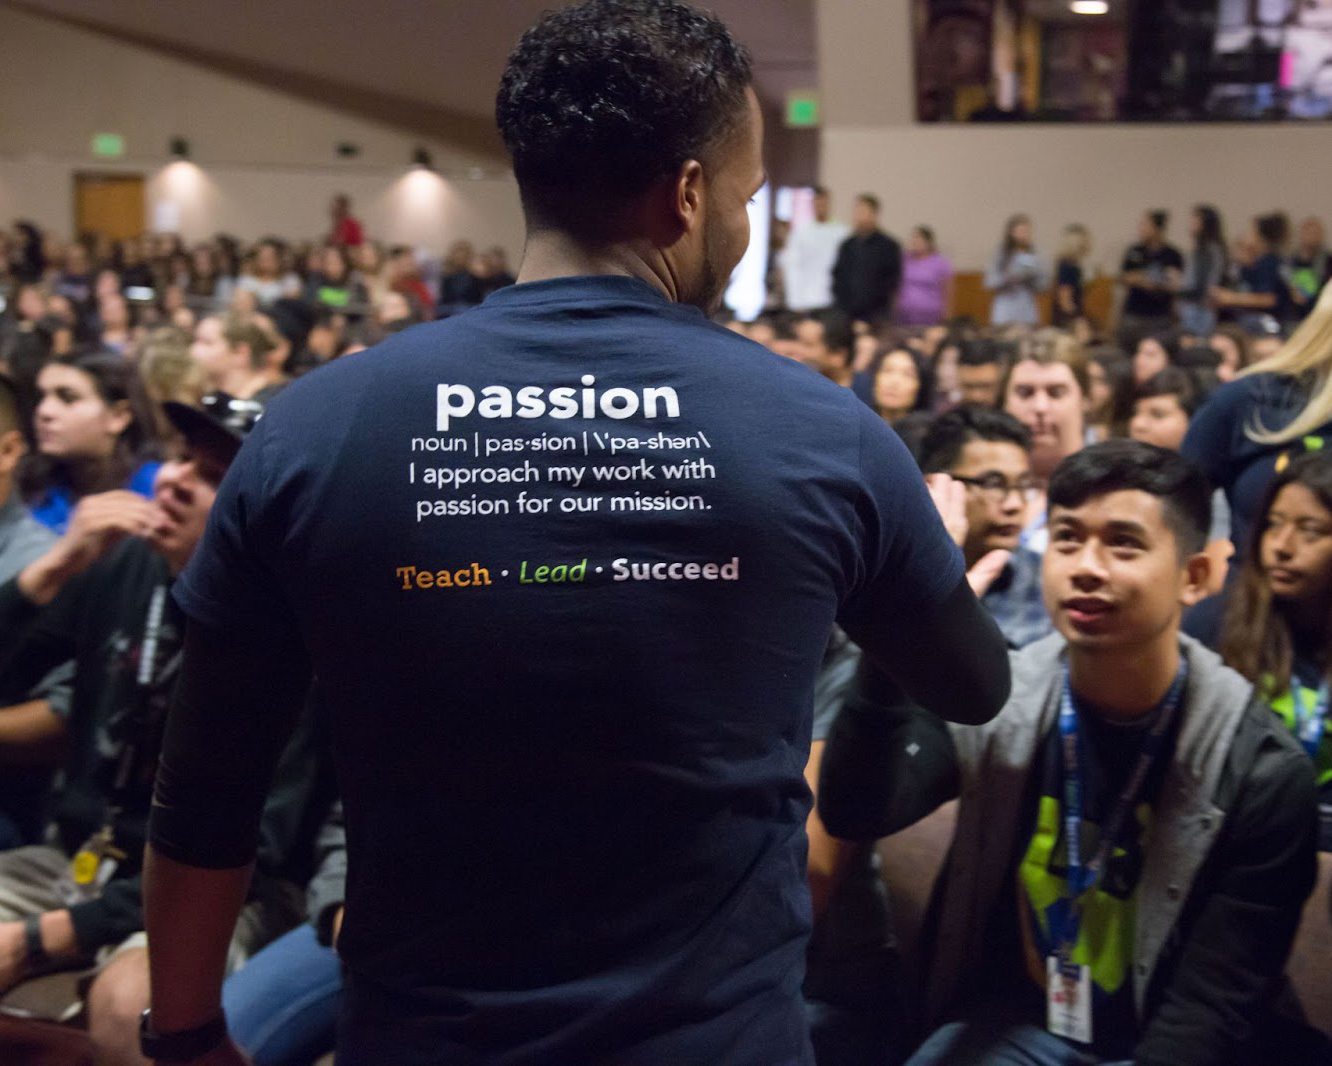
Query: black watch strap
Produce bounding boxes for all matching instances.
[139,1009,228,1062]
[22,914,47,966]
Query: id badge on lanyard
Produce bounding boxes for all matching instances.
[1046,658,1186,1046]
[56,585,168,906]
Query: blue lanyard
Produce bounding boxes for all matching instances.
[1294,682,1330,759]
[1056,657,1188,956]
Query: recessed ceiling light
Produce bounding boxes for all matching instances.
[1070,1,1110,13]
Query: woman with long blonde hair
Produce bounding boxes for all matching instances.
[1183,277,1332,553]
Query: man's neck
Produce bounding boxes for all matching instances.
[1067,633,1180,723]
[219,367,269,399]
[517,232,677,302]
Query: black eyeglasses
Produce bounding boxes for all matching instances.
[953,473,1041,505]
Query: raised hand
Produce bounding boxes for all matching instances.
[18,491,157,605]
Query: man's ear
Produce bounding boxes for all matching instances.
[640,160,704,248]
[105,400,133,439]
[671,159,705,235]
[1180,550,1212,609]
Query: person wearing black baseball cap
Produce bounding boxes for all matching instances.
[0,394,305,1054]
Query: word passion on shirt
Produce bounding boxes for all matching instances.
[411,375,724,525]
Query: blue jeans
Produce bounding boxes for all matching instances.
[223,922,343,1066]
[905,1019,1132,1066]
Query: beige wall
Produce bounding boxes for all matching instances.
[822,124,1332,275]
[817,0,1332,274]
[0,6,525,256]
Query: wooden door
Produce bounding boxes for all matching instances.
[74,173,145,241]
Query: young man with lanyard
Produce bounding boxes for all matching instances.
[0,395,321,1058]
[821,440,1317,1066]
[136,3,1010,1064]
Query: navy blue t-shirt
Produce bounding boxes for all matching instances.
[1181,372,1326,554]
[175,275,962,1065]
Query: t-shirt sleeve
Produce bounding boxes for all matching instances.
[1254,257,1283,295]
[172,416,298,638]
[838,406,965,627]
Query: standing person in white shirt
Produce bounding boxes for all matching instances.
[783,187,850,313]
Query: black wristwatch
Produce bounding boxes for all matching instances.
[138,1009,228,1062]
[22,914,47,967]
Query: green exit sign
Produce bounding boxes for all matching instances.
[786,93,820,128]
[91,132,126,158]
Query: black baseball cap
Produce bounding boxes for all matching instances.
[162,391,266,468]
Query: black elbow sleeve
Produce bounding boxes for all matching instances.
[148,621,308,869]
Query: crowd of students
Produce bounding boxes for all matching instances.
[0,184,1329,1065]
[0,203,515,409]
[727,264,1332,1062]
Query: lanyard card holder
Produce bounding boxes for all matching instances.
[1046,949,1092,1044]
[1046,657,1188,1049]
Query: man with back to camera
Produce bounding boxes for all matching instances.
[138,3,1010,1065]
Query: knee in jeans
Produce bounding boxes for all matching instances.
[86,947,150,1039]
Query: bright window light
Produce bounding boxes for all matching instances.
[1070,1,1110,14]
[724,183,770,322]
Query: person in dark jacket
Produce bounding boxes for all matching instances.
[832,194,902,329]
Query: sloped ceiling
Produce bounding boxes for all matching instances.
[5,0,817,160]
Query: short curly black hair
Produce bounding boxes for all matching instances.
[496,0,753,239]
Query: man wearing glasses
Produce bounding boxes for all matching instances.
[920,407,1052,648]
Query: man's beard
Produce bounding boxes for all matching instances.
[681,220,730,315]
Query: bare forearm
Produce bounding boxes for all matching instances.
[804,739,856,920]
[1214,288,1277,310]
[143,846,251,1030]
[16,550,78,608]
[0,700,69,765]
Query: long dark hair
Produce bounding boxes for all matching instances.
[869,339,935,422]
[1194,204,1225,251]
[1219,450,1332,697]
[21,345,160,502]
[1000,213,1031,263]
[1088,345,1135,437]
